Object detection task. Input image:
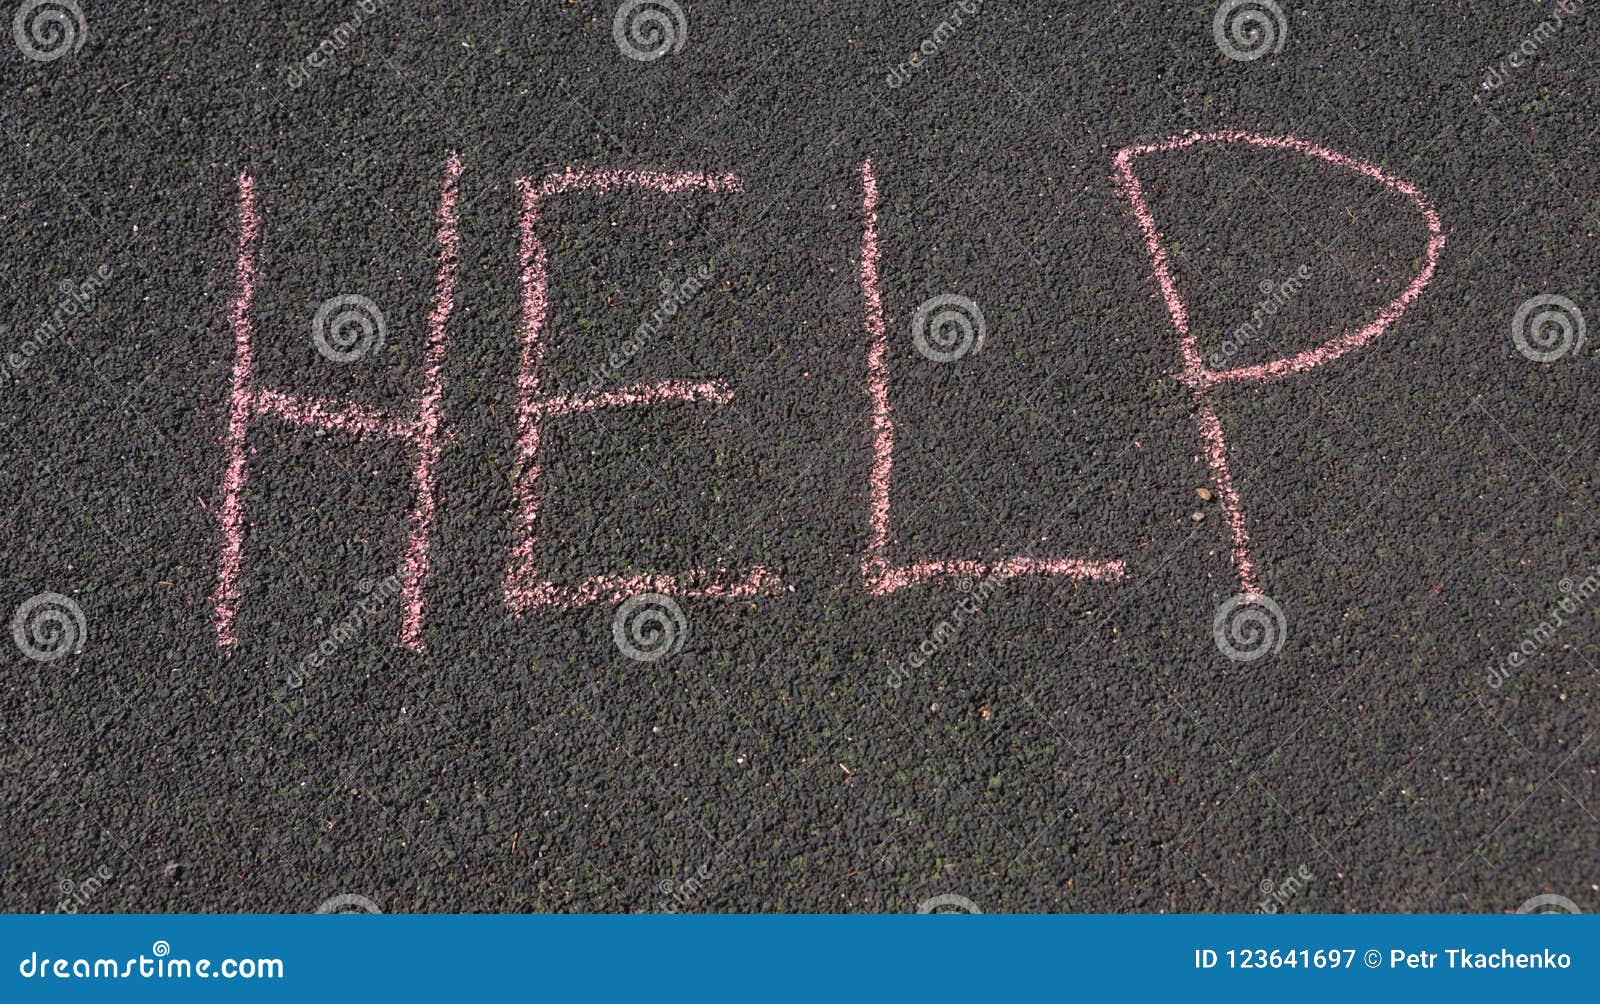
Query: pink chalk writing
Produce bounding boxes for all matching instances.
[207,138,1444,648]
[1112,131,1445,594]
[211,171,261,650]
[854,158,1127,594]
[211,153,463,651]
[503,169,779,613]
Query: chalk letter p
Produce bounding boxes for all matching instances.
[1113,132,1445,594]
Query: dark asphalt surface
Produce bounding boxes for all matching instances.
[3,1,1599,913]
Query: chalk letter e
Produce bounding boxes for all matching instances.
[504,170,779,612]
